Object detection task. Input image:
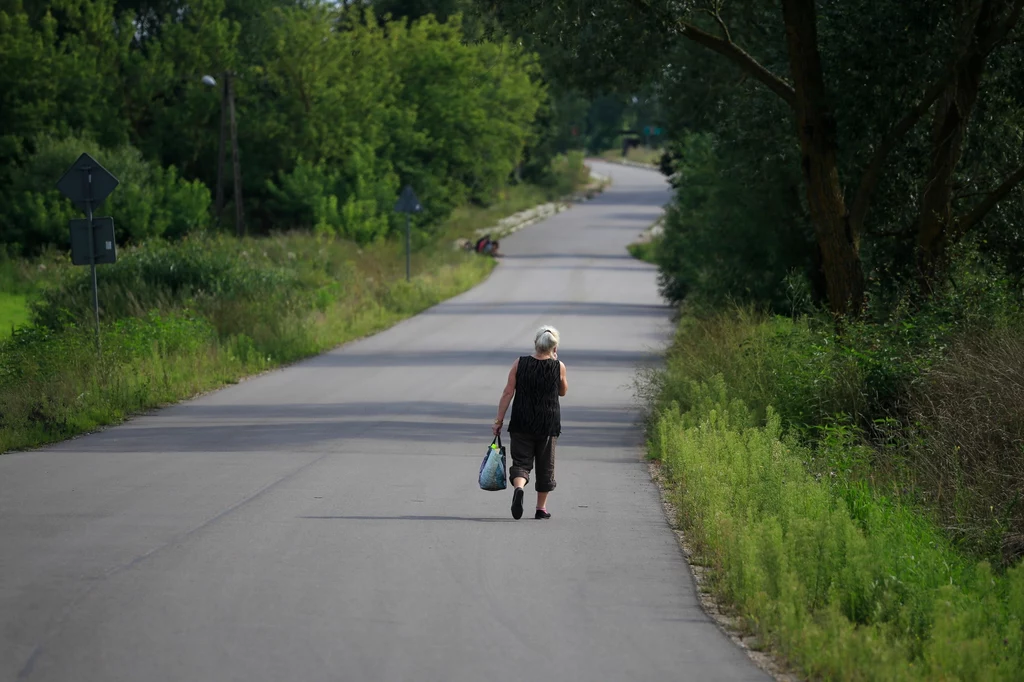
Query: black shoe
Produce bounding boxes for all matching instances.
[535,509,551,519]
[511,488,524,520]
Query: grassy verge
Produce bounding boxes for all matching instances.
[0,235,492,454]
[642,310,1024,680]
[0,167,598,454]
[627,236,660,264]
[0,293,30,339]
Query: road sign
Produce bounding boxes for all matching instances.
[56,153,120,212]
[395,185,424,283]
[395,185,423,214]
[69,217,117,266]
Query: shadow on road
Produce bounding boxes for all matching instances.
[300,346,662,369]
[53,401,649,453]
[300,515,516,523]
[422,300,669,319]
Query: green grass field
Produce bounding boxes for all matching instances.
[0,293,29,339]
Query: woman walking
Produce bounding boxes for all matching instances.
[492,326,568,519]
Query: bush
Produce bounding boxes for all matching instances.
[654,133,815,311]
[265,150,397,244]
[0,134,210,254]
[654,300,1024,564]
[545,151,591,197]
[29,235,304,331]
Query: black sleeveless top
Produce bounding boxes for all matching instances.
[508,356,561,436]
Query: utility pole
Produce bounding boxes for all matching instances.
[227,72,245,237]
[215,75,227,219]
[205,71,244,237]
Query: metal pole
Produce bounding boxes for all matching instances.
[227,72,246,237]
[405,214,411,282]
[215,73,228,221]
[86,168,100,352]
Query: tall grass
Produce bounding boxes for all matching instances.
[0,233,492,453]
[650,306,1024,558]
[642,306,1024,678]
[650,378,1024,680]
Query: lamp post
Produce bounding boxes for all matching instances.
[202,72,245,237]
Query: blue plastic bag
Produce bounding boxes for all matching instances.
[478,435,507,491]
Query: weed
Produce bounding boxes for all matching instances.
[648,376,1024,680]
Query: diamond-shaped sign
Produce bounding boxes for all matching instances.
[56,153,119,212]
[395,185,423,214]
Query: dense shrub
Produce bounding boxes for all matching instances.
[652,296,1024,563]
[0,3,545,250]
[654,133,815,311]
[1,135,211,254]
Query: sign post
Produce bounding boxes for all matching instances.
[394,185,423,282]
[56,153,119,350]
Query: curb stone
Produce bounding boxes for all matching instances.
[454,170,612,249]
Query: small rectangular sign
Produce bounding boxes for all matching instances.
[70,217,117,265]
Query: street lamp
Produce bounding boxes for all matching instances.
[201,73,245,237]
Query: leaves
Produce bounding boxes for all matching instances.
[0,0,546,251]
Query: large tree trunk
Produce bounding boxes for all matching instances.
[780,0,864,316]
[916,0,1002,293]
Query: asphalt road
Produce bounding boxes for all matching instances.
[0,161,769,682]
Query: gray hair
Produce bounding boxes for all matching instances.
[534,325,560,353]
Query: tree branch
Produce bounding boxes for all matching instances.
[957,161,1024,233]
[847,0,1023,235]
[848,68,957,234]
[698,5,732,43]
[626,0,796,108]
[981,0,1024,52]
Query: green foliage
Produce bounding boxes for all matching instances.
[652,295,1024,557]
[265,152,396,243]
[1,134,211,253]
[0,1,546,249]
[648,379,1024,680]
[543,151,590,197]
[627,238,659,264]
[654,133,813,311]
[385,14,543,221]
[0,293,29,338]
[0,230,494,452]
[0,0,132,170]
[493,1,1024,308]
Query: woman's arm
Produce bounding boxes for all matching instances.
[558,361,568,397]
[493,359,518,435]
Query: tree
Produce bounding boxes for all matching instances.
[486,0,1024,315]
